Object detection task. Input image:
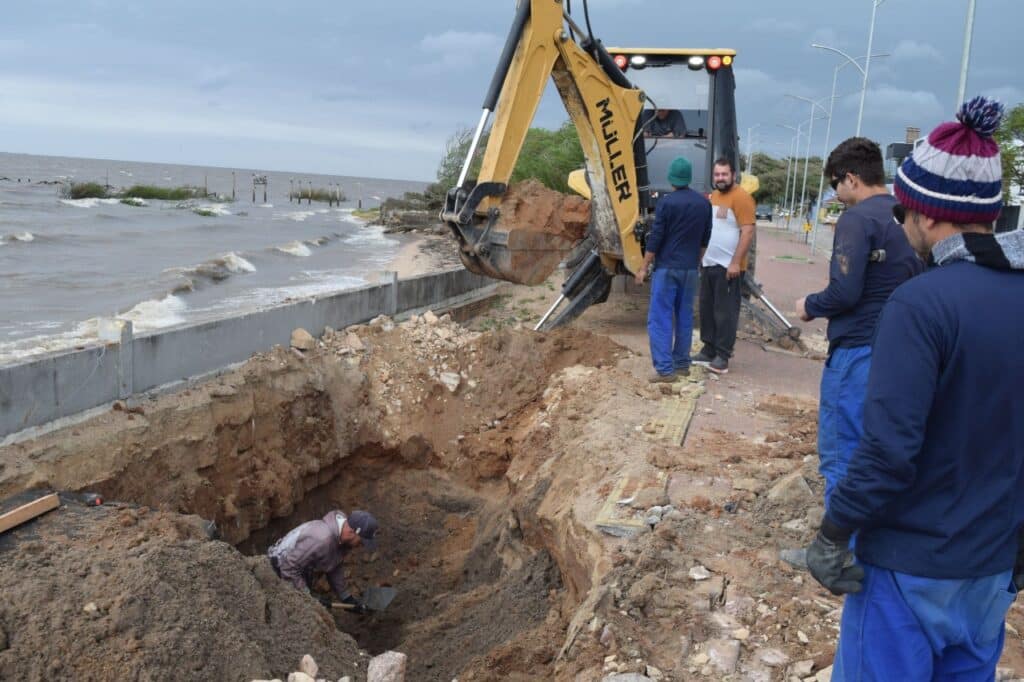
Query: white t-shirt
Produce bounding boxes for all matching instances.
[702,187,756,269]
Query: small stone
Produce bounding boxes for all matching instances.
[287,674,315,682]
[338,678,352,682]
[600,624,617,649]
[690,653,709,666]
[423,310,440,325]
[767,472,814,505]
[792,660,814,676]
[344,333,365,352]
[759,648,790,668]
[367,650,407,682]
[439,372,461,393]
[300,655,318,678]
[83,602,100,617]
[706,638,740,674]
[815,666,833,682]
[731,628,750,641]
[604,655,618,664]
[689,565,711,581]
[645,665,664,681]
[644,514,661,527]
[290,328,316,351]
[797,630,809,644]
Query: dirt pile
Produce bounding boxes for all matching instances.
[496,179,590,242]
[0,493,365,681]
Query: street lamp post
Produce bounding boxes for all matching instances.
[786,95,831,239]
[957,0,977,106]
[857,0,887,136]
[778,124,801,228]
[746,124,761,173]
[808,49,891,253]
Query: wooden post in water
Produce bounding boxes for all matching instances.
[264,179,268,204]
[232,172,236,201]
[308,180,313,205]
[252,174,256,203]
[204,174,208,198]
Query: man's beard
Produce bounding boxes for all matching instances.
[714,180,733,191]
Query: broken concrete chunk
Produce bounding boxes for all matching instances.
[439,372,461,393]
[688,565,711,581]
[600,624,617,649]
[758,648,790,668]
[815,666,833,682]
[343,333,365,352]
[423,310,440,325]
[367,650,407,682]
[290,328,316,351]
[705,638,740,674]
[601,675,653,682]
[300,655,318,678]
[645,665,664,681]
[791,659,815,677]
[287,673,315,682]
[766,471,814,505]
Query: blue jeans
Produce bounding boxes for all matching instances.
[819,345,872,507]
[648,268,699,376]
[833,563,1015,681]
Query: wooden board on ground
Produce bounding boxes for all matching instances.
[0,493,60,534]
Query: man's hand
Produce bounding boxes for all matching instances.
[316,594,333,609]
[807,525,863,596]
[339,594,368,615]
[795,297,813,322]
[726,262,741,280]
[635,269,646,285]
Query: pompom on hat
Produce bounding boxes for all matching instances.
[893,96,1005,225]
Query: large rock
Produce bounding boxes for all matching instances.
[290,328,316,351]
[367,651,407,682]
[705,638,740,674]
[767,472,814,505]
[299,655,318,678]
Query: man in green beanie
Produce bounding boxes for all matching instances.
[635,156,712,381]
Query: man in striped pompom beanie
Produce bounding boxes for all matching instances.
[806,96,1024,679]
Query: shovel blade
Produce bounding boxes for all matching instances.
[363,586,397,612]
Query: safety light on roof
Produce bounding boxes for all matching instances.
[613,54,628,70]
[630,55,647,67]
[707,55,723,71]
[687,56,705,70]
[722,55,733,66]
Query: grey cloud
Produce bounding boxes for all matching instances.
[892,40,943,62]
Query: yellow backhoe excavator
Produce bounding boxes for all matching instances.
[441,0,753,330]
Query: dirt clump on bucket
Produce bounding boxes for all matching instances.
[496,179,590,242]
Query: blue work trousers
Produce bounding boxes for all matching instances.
[833,563,1015,681]
[819,345,872,507]
[648,268,699,376]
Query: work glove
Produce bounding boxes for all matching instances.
[1013,526,1024,592]
[807,518,864,596]
[339,594,368,615]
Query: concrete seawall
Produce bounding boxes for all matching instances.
[0,268,495,439]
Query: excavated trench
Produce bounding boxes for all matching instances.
[0,322,624,680]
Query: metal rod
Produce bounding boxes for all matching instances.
[535,294,565,331]
[456,109,491,190]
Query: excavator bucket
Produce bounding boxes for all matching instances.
[442,180,590,286]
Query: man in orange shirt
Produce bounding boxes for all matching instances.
[694,157,756,374]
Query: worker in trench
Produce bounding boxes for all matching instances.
[267,509,379,614]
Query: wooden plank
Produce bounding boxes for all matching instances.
[0,493,60,534]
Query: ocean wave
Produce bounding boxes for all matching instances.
[164,252,257,293]
[121,197,148,207]
[259,203,274,208]
[342,225,398,248]
[60,198,121,208]
[199,274,368,315]
[119,294,188,331]
[278,210,317,222]
[275,241,312,257]
[304,236,331,247]
[338,210,366,226]
[1,231,37,245]
[192,204,231,217]
[221,252,256,273]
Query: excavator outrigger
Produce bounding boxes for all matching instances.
[441,0,650,330]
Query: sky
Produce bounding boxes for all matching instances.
[1,0,1021,182]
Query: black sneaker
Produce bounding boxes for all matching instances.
[692,350,715,365]
[708,356,729,374]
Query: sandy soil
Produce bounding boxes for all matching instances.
[1,222,1021,681]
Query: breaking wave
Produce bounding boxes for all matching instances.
[275,241,312,257]
[119,295,188,331]
[60,198,121,208]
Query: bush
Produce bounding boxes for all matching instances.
[66,182,108,199]
[122,185,204,200]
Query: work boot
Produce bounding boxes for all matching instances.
[649,372,677,383]
[673,364,692,377]
[709,356,729,374]
[779,547,809,570]
[692,349,715,365]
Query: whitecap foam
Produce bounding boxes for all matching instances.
[338,209,366,226]
[220,252,256,273]
[279,210,317,222]
[192,204,231,217]
[343,225,399,248]
[259,203,274,208]
[60,197,120,208]
[120,197,148,207]
[13,231,35,242]
[275,241,312,257]
[118,295,188,331]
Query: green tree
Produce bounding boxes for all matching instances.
[747,152,823,206]
[995,103,1024,202]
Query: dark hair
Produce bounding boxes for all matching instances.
[824,137,885,186]
[713,157,735,172]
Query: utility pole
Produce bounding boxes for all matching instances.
[956,0,977,106]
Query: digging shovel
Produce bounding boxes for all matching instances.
[332,586,397,613]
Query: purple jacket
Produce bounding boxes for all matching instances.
[268,510,352,599]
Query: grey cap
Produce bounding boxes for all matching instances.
[348,510,379,550]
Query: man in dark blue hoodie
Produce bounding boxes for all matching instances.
[635,156,712,382]
[807,97,1024,680]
